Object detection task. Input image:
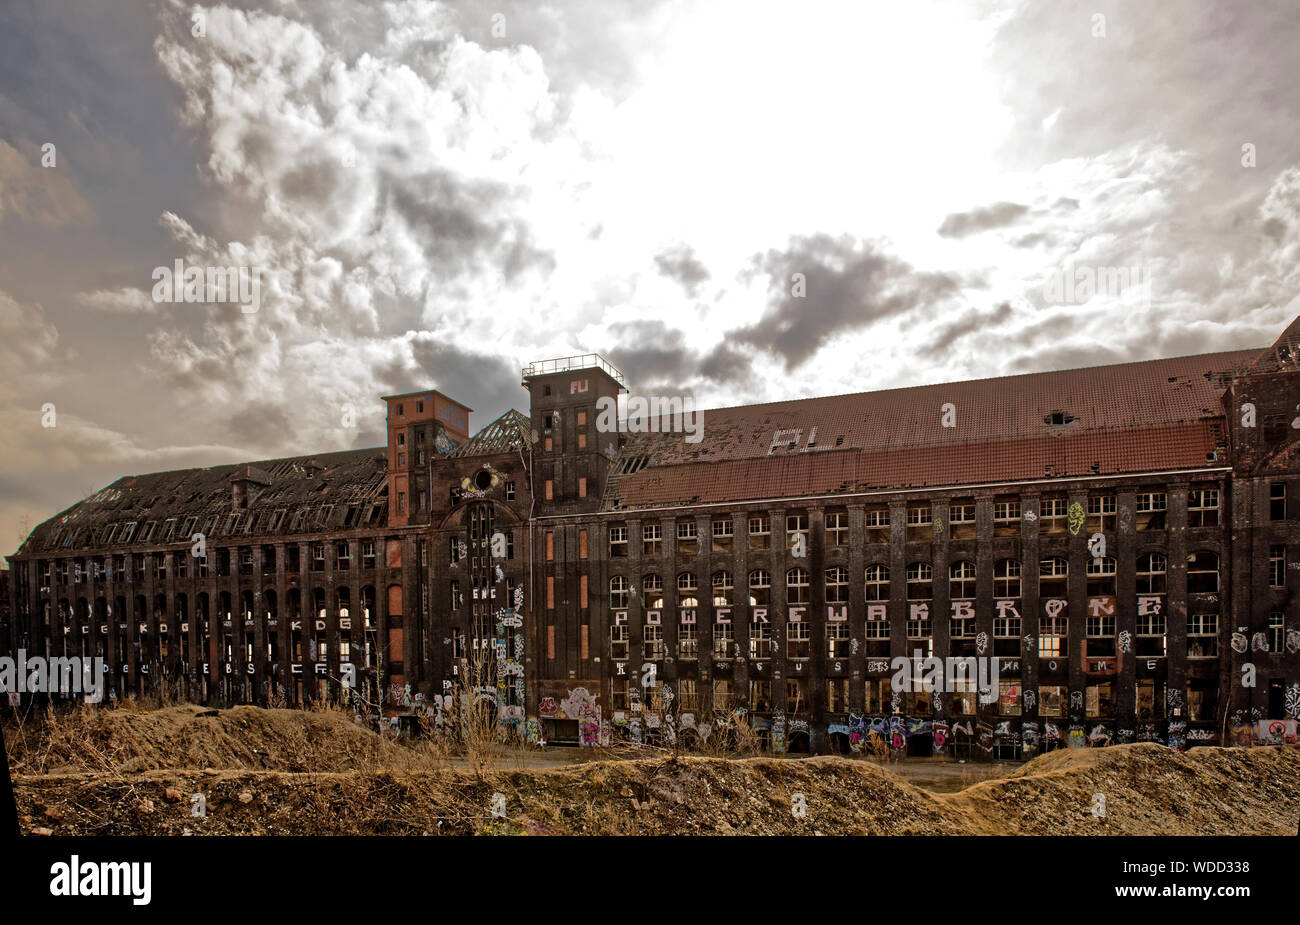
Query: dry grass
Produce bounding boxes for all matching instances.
[9,700,1298,836]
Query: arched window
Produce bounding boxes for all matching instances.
[994,559,1022,598]
[865,564,890,601]
[712,571,733,607]
[1187,552,1219,594]
[906,562,932,600]
[677,572,699,608]
[949,560,976,599]
[786,568,810,605]
[1086,556,1117,596]
[1136,553,1167,595]
[1039,557,1068,597]
[748,569,770,606]
[825,566,849,603]
[609,576,629,609]
[642,574,663,609]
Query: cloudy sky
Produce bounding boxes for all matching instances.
[2,0,1299,554]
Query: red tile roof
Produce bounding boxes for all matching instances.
[606,349,1256,509]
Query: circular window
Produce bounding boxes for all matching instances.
[474,469,494,491]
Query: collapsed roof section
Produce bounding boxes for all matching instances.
[449,409,534,458]
[20,448,389,555]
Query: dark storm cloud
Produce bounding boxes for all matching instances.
[937,201,1030,238]
[732,234,960,371]
[653,243,710,295]
[604,319,756,392]
[699,342,752,384]
[220,399,297,450]
[403,337,524,424]
[605,319,693,385]
[386,169,556,282]
[917,301,1015,359]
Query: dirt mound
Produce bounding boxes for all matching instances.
[943,743,1300,835]
[14,744,1300,836]
[5,704,430,775]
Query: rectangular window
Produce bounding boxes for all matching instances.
[578,477,587,498]
[711,517,734,549]
[546,532,555,561]
[678,617,698,660]
[580,574,588,609]
[642,523,662,556]
[785,513,807,550]
[504,480,515,501]
[1187,613,1219,658]
[1270,545,1286,588]
[1086,682,1114,718]
[825,512,848,545]
[547,625,555,660]
[608,526,626,557]
[544,479,553,501]
[644,624,664,660]
[748,514,770,550]
[1271,483,1286,521]
[546,576,555,610]
[1269,611,1285,654]
[1187,487,1220,527]
[610,615,629,661]
[1087,495,1116,532]
[1037,684,1065,717]
[906,505,931,526]
[949,501,976,539]
[827,619,850,658]
[676,520,698,555]
[750,619,772,659]
[1135,492,1168,530]
[786,619,811,659]
[714,617,734,659]
[1035,497,1064,534]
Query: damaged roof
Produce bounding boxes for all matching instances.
[450,409,534,457]
[19,447,389,556]
[602,349,1258,510]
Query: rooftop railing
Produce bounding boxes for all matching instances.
[522,353,626,385]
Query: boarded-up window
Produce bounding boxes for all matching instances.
[387,584,403,617]
[547,625,556,659]
[577,433,586,449]
[545,480,553,500]
[580,624,589,660]
[580,574,588,609]
[545,437,553,452]
[385,540,403,568]
[388,627,404,660]
[578,477,587,498]
[547,576,555,609]
[546,532,555,561]
[579,529,588,558]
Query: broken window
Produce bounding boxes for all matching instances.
[1187,551,1219,594]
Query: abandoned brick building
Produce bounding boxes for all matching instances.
[7,317,1300,757]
